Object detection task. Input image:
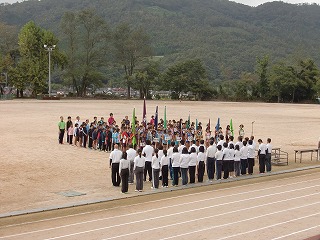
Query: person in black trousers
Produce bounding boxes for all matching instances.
[161,149,169,187]
[119,152,130,193]
[109,144,122,187]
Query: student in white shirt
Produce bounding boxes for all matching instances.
[119,152,130,193]
[222,142,230,179]
[189,147,197,184]
[126,144,137,184]
[217,135,225,150]
[167,142,175,180]
[109,144,123,186]
[228,143,235,178]
[206,140,217,181]
[215,145,223,180]
[180,147,190,185]
[142,140,154,182]
[151,149,160,189]
[197,146,206,182]
[266,138,272,172]
[234,144,241,177]
[134,149,145,192]
[178,140,186,154]
[247,140,256,175]
[240,140,248,175]
[258,139,266,174]
[189,140,198,153]
[171,147,181,186]
[160,149,169,187]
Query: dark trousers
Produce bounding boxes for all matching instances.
[111,163,121,186]
[181,168,188,185]
[120,168,129,193]
[198,161,205,182]
[234,161,241,176]
[247,158,254,174]
[223,160,229,179]
[173,167,180,186]
[207,157,215,180]
[152,168,160,188]
[189,166,196,183]
[106,140,112,151]
[240,158,247,175]
[169,159,174,180]
[135,167,144,191]
[162,165,169,186]
[129,161,134,183]
[67,135,73,145]
[88,137,93,148]
[59,129,65,144]
[259,154,266,173]
[144,161,152,181]
[83,136,87,148]
[216,160,223,180]
[266,153,272,172]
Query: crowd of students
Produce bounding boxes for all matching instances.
[57,114,272,194]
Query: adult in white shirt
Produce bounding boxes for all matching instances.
[142,140,154,182]
[126,144,137,184]
[197,146,206,182]
[119,152,130,193]
[151,149,160,189]
[189,147,197,184]
[160,149,169,187]
[247,140,256,175]
[134,149,145,192]
[109,144,122,186]
[266,138,272,172]
[206,140,217,181]
[180,147,190,185]
[171,147,181,186]
[240,140,248,175]
[258,139,267,173]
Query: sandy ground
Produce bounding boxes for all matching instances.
[0,99,319,214]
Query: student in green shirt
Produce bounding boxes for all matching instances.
[58,116,66,144]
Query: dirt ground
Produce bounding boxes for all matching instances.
[0,99,319,214]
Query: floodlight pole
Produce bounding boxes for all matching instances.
[44,45,56,97]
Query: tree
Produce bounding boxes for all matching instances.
[113,23,152,98]
[61,9,109,97]
[256,55,270,101]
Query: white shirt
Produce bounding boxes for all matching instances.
[259,143,267,155]
[215,150,223,161]
[158,150,164,162]
[217,140,225,149]
[167,146,174,159]
[228,149,235,160]
[189,152,197,166]
[152,155,160,169]
[235,141,243,149]
[134,155,145,169]
[206,144,217,158]
[247,145,256,158]
[228,141,234,148]
[109,149,122,164]
[240,145,248,159]
[119,159,130,172]
[171,152,181,167]
[234,150,241,161]
[222,148,230,160]
[142,145,154,162]
[178,144,186,154]
[188,144,198,153]
[126,148,137,162]
[180,154,190,168]
[160,155,169,166]
[266,143,272,154]
[197,152,205,163]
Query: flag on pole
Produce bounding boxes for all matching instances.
[187,113,190,129]
[195,119,198,130]
[154,106,158,130]
[230,118,234,137]
[164,106,167,129]
[207,118,211,131]
[132,108,137,146]
[142,97,146,128]
[215,117,220,132]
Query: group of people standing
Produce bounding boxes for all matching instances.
[58,114,272,194]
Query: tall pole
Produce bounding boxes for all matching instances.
[44,45,56,97]
[251,121,255,136]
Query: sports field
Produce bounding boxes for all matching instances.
[0,99,319,215]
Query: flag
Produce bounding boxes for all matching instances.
[187,113,190,129]
[142,97,146,127]
[215,117,220,132]
[207,118,210,131]
[132,108,137,146]
[154,106,158,130]
[195,119,198,130]
[230,118,234,137]
[164,106,167,129]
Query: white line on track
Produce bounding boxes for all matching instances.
[159,206,320,240]
[1,171,318,229]
[40,186,320,240]
[271,225,320,240]
[2,179,320,239]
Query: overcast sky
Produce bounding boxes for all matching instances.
[0,0,320,7]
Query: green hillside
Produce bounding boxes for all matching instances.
[1,0,320,81]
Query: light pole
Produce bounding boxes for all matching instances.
[44,44,56,97]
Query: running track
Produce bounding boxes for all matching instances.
[0,170,320,240]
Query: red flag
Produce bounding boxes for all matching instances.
[142,97,147,128]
